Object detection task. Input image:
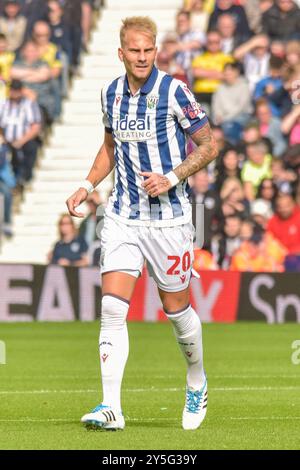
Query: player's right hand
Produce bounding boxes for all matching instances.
[66,188,88,218]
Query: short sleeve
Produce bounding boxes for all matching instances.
[26,100,42,125]
[101,87,112,134]
[173,81,208,135]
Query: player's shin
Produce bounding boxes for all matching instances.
[165,305,205,389]
[99,294,129,412]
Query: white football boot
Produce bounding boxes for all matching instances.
[182,378,208,430]
[81,404,125,430]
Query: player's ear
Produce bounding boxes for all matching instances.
[118,48,124,62]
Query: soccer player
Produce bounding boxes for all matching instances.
[66,16,218,431]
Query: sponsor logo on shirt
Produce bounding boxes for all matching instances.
[115,114,152,141]
[182,101,202,119]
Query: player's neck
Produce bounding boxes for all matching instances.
[126,73,149,96]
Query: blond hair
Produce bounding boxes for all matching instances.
[120,16,157,46]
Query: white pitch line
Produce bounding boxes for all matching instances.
[0,386,300,395]
[0,416,300,424]
[6,374,300,380]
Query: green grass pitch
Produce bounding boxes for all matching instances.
[0,322,299,450]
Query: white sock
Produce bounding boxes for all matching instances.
[166,304,205,390]
[99,294,129,412]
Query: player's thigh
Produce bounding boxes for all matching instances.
[143,222,194,295]
[158,285,190,313]
[102,271,138,303]
[100,216,144,302]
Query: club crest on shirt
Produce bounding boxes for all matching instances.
[146,94,159,109]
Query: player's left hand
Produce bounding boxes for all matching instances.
[140,172,172,197]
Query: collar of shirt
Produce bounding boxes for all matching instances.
[123,65,159,97]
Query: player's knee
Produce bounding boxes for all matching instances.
[101,294,129,329]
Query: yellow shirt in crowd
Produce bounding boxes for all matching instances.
[40,43,62,70]
[192,52,233,94]
[0,51,15,82]
[241,154,273,193]
[184,0,215,14]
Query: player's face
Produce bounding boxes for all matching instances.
[119,30,157,83]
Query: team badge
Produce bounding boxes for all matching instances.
[146,94,159,109]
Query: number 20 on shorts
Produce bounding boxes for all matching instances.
[167,252,191,275]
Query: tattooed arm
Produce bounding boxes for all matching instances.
[141,122,218,197]
[173,122,218,181]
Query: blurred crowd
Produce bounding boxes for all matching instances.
[158,0,300,273]
[1,0,299,272]
[50,0,300,272]
[0,0,102,238]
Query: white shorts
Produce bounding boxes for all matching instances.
[100,215,195,292]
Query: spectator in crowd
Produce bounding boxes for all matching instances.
[171,10,205,80]
[234,34,270,93]
[0,0,27,52]
[216,13,247,54]
[61,0,90,74]
[240,218,255,242]
[192,30,233,110]
[215,147,241,190]
[239,0,263,34]
[262,0,300,41]
[237,121,271,158]
[256,177,278,211]
[220,176,250,220]
[49,213,89,266]
[193,247,218,271]
[285,39,300,68]
[248,199,289,271]
[211,214,242,269]
[190,168,222,250]
[211,124,231,155]
[32,21,63,118]
[267,193,300,254]
[271,157,297,192]
[0,79,41,189]
[184,0,209,33]
[19,0,49,38]
[32,21,62,80]
[260,0,275,14]
[157,33,189,83]
[270,39,286,59]
[0,32,14,84]
[281,104,300,146]
[250,197,273,229]
[208,0,251,37]
[211,61,252,143]
[253,54,284,118]
[81,0,94,51]
[11,41,55,124]
[0,127,15,237]
[230,230,286,272]
[241,140,273,201]
[47,0,71,98]
[255,98,287,157]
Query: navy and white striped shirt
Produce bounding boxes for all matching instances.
[102,66,208,227]
[0,98,42,143]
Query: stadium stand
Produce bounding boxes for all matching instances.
[0,0,299,272]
